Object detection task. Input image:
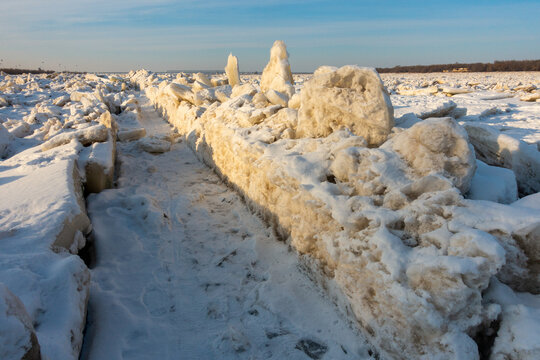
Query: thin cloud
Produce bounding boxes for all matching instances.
[1,1,539,71]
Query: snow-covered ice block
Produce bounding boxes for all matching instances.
[193,88,218,106]
[265,89,288,107]
[0,123,12,158]
[210,76,228,87]
[117,127,146,142]
[7,121,32,138]
[41,124,109,151]
[97,110,117,135]
[0,142,91,250]
[0,142,91,360]
[80,133,116,193]
[418,100,457,119]
[191,80,209,92]
[397,86,439,96]
[453,197,540,294]
[166,82,194,104]
[313,65,337,76]
[138,136,171,154]
[231,83,257,98]
[520,92,540,102]
[214,85,232,103]
[391,97,465,120]
[485,280,540,360]
[53,95,70,107]
[467,160,518,203]
[193,72,213,88]
[512,192,540,210]
[442,86,473,95]
[70,91,96,103]
[296,65,394,147]
[387,117,476,193]
[252,92,269,107]
[0,252,90,360]
[288,93,301,109]
[464,123,540,195]
[0,283,41,360]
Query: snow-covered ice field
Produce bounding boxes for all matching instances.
[1,42,540,360]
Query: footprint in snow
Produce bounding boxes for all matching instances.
[142,287,169,317]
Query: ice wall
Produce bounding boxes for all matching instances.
[129,47,540,359]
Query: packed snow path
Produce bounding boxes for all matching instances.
[81,98,373,360]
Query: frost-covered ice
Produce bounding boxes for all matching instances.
[1,48,540,360]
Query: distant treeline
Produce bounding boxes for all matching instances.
[377,60,540,73]
[0,68,56,75]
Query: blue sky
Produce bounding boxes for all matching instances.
[1,0,539,72]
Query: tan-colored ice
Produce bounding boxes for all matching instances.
[224,53,241,88]
[296,65,394,147]
[389,117,477,193]
[260,40,295,98]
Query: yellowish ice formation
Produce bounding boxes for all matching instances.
[129,42,540,359]
[224,53,240,88]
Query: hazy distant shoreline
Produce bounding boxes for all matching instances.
[376,59,540,73]
[2,58,540,75]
